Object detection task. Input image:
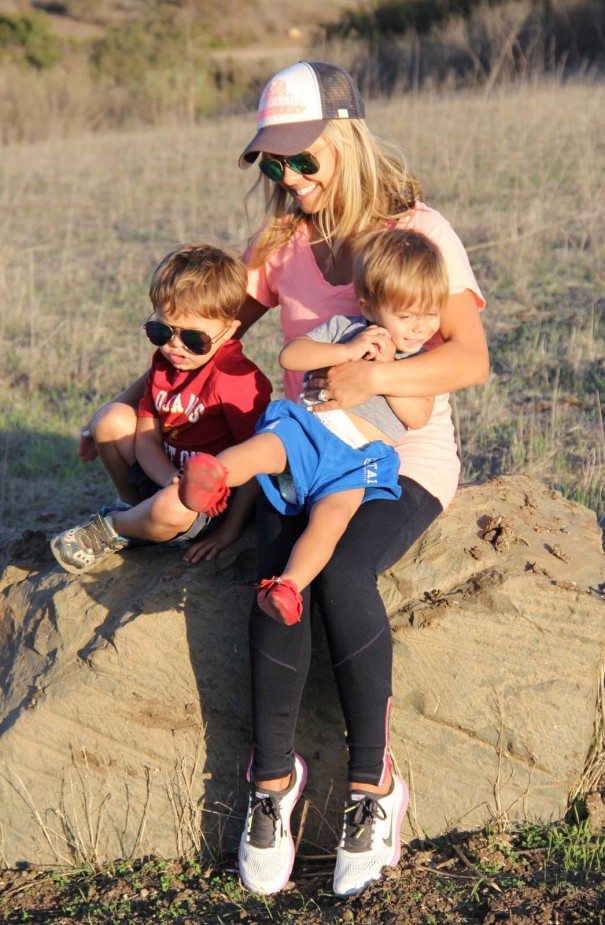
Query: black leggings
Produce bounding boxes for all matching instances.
[248,475,443,786]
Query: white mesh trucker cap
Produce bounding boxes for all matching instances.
[238,60,365,169]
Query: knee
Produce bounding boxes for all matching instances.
[91,402,137,443]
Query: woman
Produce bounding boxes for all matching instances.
[233,60,488,898]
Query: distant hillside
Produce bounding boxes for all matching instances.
[0,0,602,144]
[0,0,352,47]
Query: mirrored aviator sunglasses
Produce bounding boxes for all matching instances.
[143,318,215,355]
[259,151,320,182]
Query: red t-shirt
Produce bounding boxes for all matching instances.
[138,339,272,470]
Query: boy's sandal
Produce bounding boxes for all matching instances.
[178,453,231,516]
[256,577,303,626]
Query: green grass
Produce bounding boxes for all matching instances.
[2,819,605,923]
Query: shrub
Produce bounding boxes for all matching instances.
[324,0,495,40]
[320,0,605,93]
[0,13,62,69]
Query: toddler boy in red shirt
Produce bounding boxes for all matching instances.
[51,242,271,574]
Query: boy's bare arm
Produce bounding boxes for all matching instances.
[113,372,149,407]
[280,327,393,371]
[135,416,179,487]
[368,345,435,430]
[385,394,435,430]
[183,479,258,563]
[280,336,350,371]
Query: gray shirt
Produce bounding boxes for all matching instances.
[306,314,419,443]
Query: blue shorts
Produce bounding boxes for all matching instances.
[254,399,402,516]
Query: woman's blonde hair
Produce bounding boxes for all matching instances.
[352,228,449,316]
[150,242,247,321]
[246,119,424,268]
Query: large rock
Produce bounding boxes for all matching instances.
[0,475,603,868]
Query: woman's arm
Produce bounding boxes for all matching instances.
[111,372,149,408]
[306,291,489,409]
[235,295,271,339]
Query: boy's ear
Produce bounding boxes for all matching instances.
[229,318,241,333]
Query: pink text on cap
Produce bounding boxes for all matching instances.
[257,64,323,128]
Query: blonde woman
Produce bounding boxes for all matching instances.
[234,61,488,898]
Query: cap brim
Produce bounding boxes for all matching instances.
[238,120,328,169]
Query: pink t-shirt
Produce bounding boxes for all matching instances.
[246,203,485,509]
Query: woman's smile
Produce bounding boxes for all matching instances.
[279,138,337,214]
[287,181,319,201]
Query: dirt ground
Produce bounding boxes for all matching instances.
[1,821,605,924]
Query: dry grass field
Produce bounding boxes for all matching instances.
[0,77,603,549]
[0,70,604,925]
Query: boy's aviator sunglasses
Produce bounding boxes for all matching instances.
[259,150,320,182]
[143,316,227,355]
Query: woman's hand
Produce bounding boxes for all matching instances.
[304,359,379,411]
[183,479,257,563]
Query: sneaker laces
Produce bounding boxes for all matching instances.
[246,793,282,849]
[341,795,387,852]
[76,514,123,554]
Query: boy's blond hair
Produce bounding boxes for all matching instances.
[150,242,247,321]
[247,119,424,268]
[352,228,449,316]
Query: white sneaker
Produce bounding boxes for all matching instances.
[50,512,128,574]
[332,774,409,897]
[238,754,308,895]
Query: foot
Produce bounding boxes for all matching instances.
[238,754,308,895]
[256,577,302,626]
[178,453,230,516]
[332,774,409,898]
[50,512,128,574]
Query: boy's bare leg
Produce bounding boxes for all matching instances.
[111,483,196,542]
[180,433,288,514]
[218,432,288,484]
[280,488,365,592]
[91,402,139,504]
[256,489,367,627]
